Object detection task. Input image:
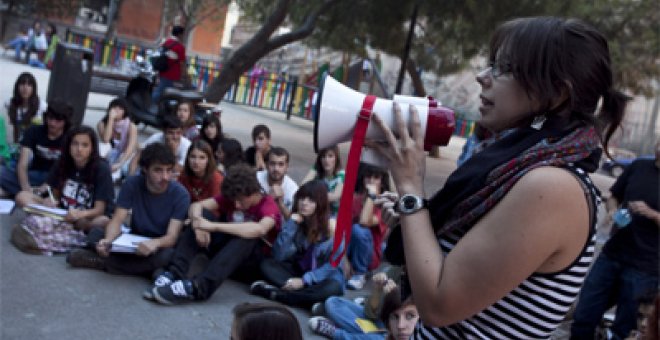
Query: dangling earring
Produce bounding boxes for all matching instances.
[531,115,546,130]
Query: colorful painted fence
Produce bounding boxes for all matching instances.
[453,118,476,137]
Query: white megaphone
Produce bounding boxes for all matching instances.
[314,76,455,158]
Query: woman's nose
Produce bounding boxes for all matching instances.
[476,67,492,87]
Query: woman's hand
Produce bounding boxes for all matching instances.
[290,213,303,224]
[282,278,304,290]
[374,191,400,228]
[366,103,426,196]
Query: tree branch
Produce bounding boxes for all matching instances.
[265,0,338,50]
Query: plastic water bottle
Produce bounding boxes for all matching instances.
[613,208,632,228]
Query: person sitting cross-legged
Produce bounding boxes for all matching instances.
[249,180,344,309]
[66,143,190,278]
[148,163,282,305]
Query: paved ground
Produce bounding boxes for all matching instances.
[0,56,616,339]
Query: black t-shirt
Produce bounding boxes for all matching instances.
[20,125,65,172]
[47,159,115,214]
[244,146,257,167]
[604,159,659,276]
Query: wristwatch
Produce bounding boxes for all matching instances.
[397,194,428,215]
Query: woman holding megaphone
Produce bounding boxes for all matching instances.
[367,17,628,339]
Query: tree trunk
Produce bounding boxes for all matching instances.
[104,0,124,41]
[405,58,426,97]
[204,0,339,103]
[0,0,17,41]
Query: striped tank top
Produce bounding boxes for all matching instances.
[414,166,599,339]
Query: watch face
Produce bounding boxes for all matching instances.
[403,196,417,209]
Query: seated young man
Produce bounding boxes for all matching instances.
[148,163,281,305]
[244,124,271,171]
[129,114,191,176]
[66,143,190,278]
[256,147,298,220]
[0,100,72,198]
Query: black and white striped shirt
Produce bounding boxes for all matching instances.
[414,167,598,339]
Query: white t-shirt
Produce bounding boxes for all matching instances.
[141,132,191,166]
[256,170,298,212]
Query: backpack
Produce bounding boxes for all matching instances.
[150,41,176,72]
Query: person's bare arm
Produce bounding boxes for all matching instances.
[328,182,343,203]
[17,147,32,191]
[96,207,128,257]
[629,201,660,226]
[195,216,276,239]
[136,218,184,256]
[97,120,113,143]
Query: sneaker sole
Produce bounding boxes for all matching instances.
[142,288,156,301]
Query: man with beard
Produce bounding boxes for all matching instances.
[256,147,298,220]
[66,143,190,278]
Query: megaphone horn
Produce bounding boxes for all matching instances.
[314,75,455,152]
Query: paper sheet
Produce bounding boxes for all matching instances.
[0,199,15,214]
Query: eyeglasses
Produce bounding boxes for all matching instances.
[485,62,513,79]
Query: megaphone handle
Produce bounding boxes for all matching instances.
[330,95,377,267]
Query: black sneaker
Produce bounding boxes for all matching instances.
[152,280,195,305]
[143,271,175,300]
[308,316,337,338]
[311,302,325,316]
[249,280,277,300]
[66,249,105,270]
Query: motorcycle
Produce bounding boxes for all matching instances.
[124,55,212,129]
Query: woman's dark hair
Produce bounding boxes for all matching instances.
[220,138,244,169]
[355,162,390,194]
[183,139,217,183]
[221,163,262,201]
[139,142,176,169]
[201,114,224,154]
[101,97,130,124]
[44,99,73,133]
[52,125,100,194]
[9,72,40,126]
[46,22,57,36]
[177,101,196,128]
[232,302,303,340]
[292,180,330,243]
[314,145,341,179]
[489,17,629,153]
[379,286,415,327]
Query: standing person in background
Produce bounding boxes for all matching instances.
[97,97,138,181]
[152,25,187,104]
[256,147,299,220]
[301,145,344,216]
[368,17,628,339]
[0,100,72,198]
[245,124,271,171]
[571,141,659,339]
[5,72,47,143]
[199,114,224,160]
[178,140,223,202]
[176,101,199,140]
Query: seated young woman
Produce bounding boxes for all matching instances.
[12,126,114,254]
[216,138,244,175]
[5,72,47,143]
[346,163,391,290]
[250,180,344,308]
[177,140,223,202]
[96,97,137,180]
[177,101,199,141]
[198,114,224,160]
[310,270,419,340]
[301,145,344,216]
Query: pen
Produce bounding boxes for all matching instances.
[46,185,56,205]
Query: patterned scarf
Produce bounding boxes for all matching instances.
[385,116,602,264]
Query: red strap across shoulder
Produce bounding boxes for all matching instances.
[330,95,376,267]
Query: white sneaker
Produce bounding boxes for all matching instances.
[347,274,366,290]
[308,316,337,338]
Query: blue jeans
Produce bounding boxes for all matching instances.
[325,296,385,340]
[152,77,174,104]
[348,224,373,274]
[0,165,48,195]
[7,37,27,60]
[570,253,658,339]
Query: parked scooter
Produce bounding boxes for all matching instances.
[125,55,210,129]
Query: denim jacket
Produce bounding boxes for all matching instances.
[273,219,344,288]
